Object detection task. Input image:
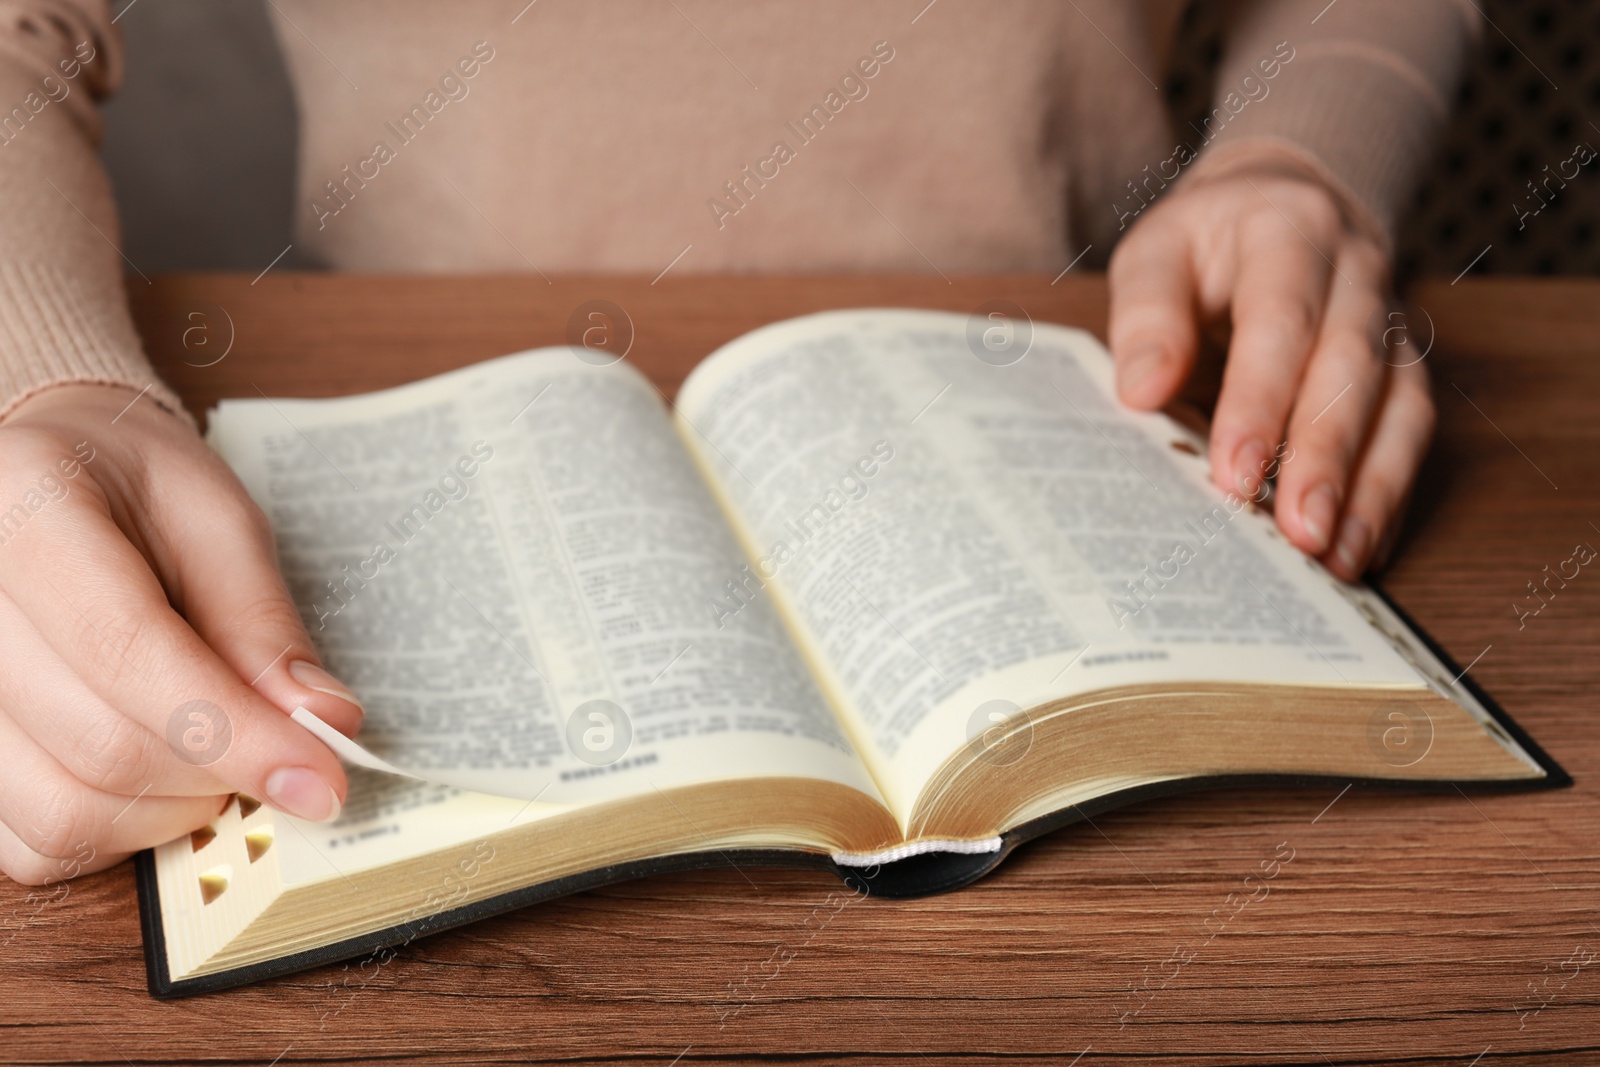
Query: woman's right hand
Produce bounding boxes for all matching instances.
[0,383,362,886]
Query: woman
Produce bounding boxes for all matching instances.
[0,0,1473,882]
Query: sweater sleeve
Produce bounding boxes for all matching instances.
[1185,0,1481,252]
[0,0,189,424]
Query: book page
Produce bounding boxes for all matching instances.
[271,768,548,888]
[208,350,882,810]
[674,310,1437,821]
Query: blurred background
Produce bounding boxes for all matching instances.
[101,0,1600,278]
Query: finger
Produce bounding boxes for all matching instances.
[1274,243,1390,556]
[0,494,347,823]
[0,591,227,796]
[154,476,363,738]
[1208,206,1335,502]
[1107,215,1200,409]
[1322,357,1434,580]
[0,817,129,887]
[0,710,227,864]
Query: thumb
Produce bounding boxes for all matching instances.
[161,486,365,740]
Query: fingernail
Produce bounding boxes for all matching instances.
[1300,482,1339,554]
[1118,344,1164,399]
[289,660,362,711]
[1334,515,1373,575]
[264,767,342,822]
[1233,438,1270,499]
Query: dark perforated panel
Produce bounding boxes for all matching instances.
[1167,0,1600,278]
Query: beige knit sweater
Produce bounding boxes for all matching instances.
[0,0,1478,420]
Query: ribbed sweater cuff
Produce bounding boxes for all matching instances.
[1193,36,1463,253]
[0,263,192,427]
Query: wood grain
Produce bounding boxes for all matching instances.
[3,274,1596,1065]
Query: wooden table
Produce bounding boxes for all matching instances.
[4,275,1596,1065]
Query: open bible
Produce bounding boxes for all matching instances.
[138,309,1565,996]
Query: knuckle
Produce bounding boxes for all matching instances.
[190,491,269,547]
[1,847,63,887]
[1281,411,1351,470]
[1409,384,1437,440]
[18,773,100,860]
[1111,320,1179,355]
[226,593,309,645]
[1108,236,1142,273]
[1301,195,1342,238]
[1342,238,1390,283]
[1296,403,1371,473]
[1316,332,1380,381]
[71,711,163,795]
[242,498,275,541]
[1396,364,1436,421]
[1109,216,1166,267]
[1370,368,1437,459]
[1351,462,1410,520]
[1214,390,1288,447]
[67,599,158,691]
[220,493,273,543]
[1271,182,1342,236]
[1242,299,1320,350]
[0,423,61,463]
[0,430,69,507]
